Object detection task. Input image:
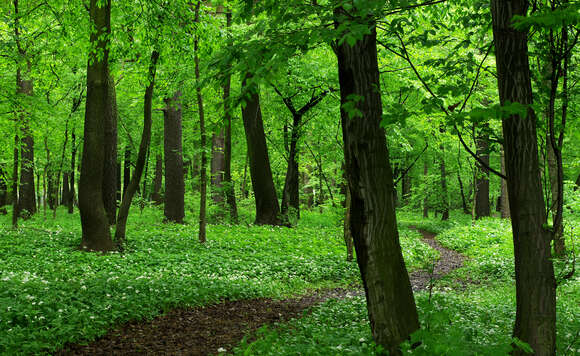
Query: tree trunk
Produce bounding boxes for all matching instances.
[343,186,353,262]
[123,146,131,198]
[62,173,70,207]
[152,155,163,205]
[17,76,36,218]
[210,132,226,212]
[68,131,76,214]
[0,165,7,215]
[223,10,238,223]
[423,160,428,218]
[12,134,19,227]
[439,144,449,221]
[491,1,556,354]
[79,0,114,252]
[281,113,301,223]
[102,73,118,225]
[194,1,207,243]
[163,91,185,223]
[474,128,490,219]
[240,75,280,225]
[500,149,510,218]
[115,50,159,249]
[335,7,419,353]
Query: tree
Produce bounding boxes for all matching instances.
[163,91,185,224]
[240,75,281,226]
[474,125,490,219]
[490,0,556,354]
[334,3,419,353]
[78,0,115,252]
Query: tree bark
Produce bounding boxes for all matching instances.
[62,173,70,207]
[335,7,419,353]
[163,91,185,223]
[343,186,354,262]
[68,131,76,213]
[194,1,207,243]
[500,149,510,218]
[102,73,118,225]
[240,75,281,225]
[474,127,490,219]
[79,0,114,252]
[491,1,556,354]
[17,76,36,218]
[115,50,159,249]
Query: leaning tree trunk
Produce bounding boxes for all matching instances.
[474,127,490,219]
[491,1,556,354]
[115,50,159,249]
[335,7,419,353]
[102,73,118,225]
[163,92,185,223]
[240,75,281,225]
[79,0,114,252]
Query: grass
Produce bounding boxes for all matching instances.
[0,201,437,355]
[232,209,580,356]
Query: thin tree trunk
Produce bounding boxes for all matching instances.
[142,144,150,199]
[241,152,249,199]
[423,160,428,218]
[194,1,207,243]
[123,146,131,198]
[12,133,19,227]
[335,6,419,352]
[343,186,353,262]
[152,155,163,205]
[115,50,159,249]
[62,173,70,207]
[79,0,114,252]
[439,142,449,221]
[0,165,7,215]
[163,91,185,223]
[474,127,490,219]
[68,131,76,214]
[223,10,238,223]
[491,1,556,354]
[500,149,510,218]
[240,74,280,225]
[210,132,225,213]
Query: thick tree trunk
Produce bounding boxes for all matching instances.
[152,155,163,205]
[115,50,159,249]
[194,1,207,243]
[240,75,281,225]
[335,8,419,353]
[79,0,114,252]
[102,73,118,225]
[474,128,490,219]
[491,1,556,354]
[163,92,185,223]
[222,11,238,223]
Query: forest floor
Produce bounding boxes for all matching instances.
[57,229,463,356]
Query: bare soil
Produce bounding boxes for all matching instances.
[56,228,463,355]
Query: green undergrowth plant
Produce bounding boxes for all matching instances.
[233,280,580,355]
[0,204,437,355]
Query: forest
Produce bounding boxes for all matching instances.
[0,0,579,355]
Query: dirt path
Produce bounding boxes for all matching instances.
[56,288,362,356]
[408,227,465,291]
[57,228,463,355]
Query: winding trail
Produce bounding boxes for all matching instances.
[408,227,465,291]
[57,228,463,355]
